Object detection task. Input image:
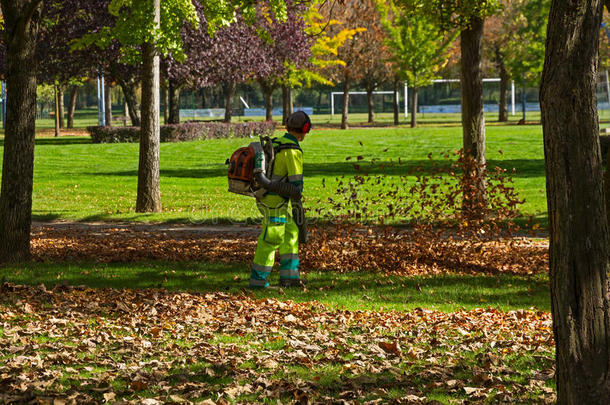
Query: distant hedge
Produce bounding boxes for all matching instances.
[87,121,277,143]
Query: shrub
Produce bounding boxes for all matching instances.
[88,121,277,143]
[88,126,140,143]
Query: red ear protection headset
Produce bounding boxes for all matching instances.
[300,111,311,134]
[302,120,311,134]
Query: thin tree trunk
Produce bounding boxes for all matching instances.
[67,85,77,129]
[223,81,236,123]
[265,90,273,121]
[366,87,374,123]
[540,1,610,403]
[410,88,418,128]
[260,80,274,121]
[118,80,140,127]
[521,87,527,121]
[496,48,508,122]
[341,72,350,130]
[605,150,610,229]
[104,82,112,127]
[460,15,486,208]
[113,63,141,127]
[58,85,64,128]
[282,85,289,125]
[136,1,161,213]
[0,0,42,263]
[162,84,168,124]
[288,87,293,116]
[124,98,129,126]
[393,77,399,125]
[168,80,180,124]
[54,85,60,137]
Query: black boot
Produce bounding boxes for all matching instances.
[279,278,307,288]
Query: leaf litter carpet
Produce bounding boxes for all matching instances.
[0,223,553,404]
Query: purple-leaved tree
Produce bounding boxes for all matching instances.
[253,1,313,121]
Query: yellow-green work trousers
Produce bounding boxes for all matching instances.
[249,205,300,288]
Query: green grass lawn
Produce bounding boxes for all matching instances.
[0,122,548,224]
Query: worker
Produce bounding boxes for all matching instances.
[249,111,311,288]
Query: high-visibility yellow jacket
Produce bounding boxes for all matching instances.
[259,133,303,209]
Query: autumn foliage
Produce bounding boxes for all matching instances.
[308,150,545,276]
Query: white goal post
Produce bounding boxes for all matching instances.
[330,78,518,117]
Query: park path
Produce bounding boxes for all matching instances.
[32,220,261,238]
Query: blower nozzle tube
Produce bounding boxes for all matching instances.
[254,171,302,201]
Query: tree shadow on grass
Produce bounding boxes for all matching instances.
[31,213,64,221]
[0,261,550,312]
[0,137,92,147]
[305,159,544,179]
[73,213,258,225]
[83,158,545,180]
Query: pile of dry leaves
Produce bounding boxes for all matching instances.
[1,283,555,404]
[30,223,547,277]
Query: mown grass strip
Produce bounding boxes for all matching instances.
[0,261,549,312]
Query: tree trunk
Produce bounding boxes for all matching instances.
[168,79,180,124]
[260,80,274,121]
[118,80,140,126]
[282,85,289,125]
[281,86,294,124]
[58,86,64,128]
[265,90,273,121]
[223,81,236,123]
[341,72,350,130]
[393,77,399,125]
[124,98,129,126]
[460,15,486,208]
[114,67,141,127]
[540,1,610,403]
[366,87,374,123]
[496,48,508,122]
[317,91,322,112]
[162,84,168,124]
[521,87,527,121]
[605,150,610,230]
[104,82,112,127]
[54,85,60,137]
[136,2,161,213]
[67,85,77,129]
[0,0,42,263]
[410,88,418,128]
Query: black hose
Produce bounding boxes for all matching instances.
[254,172,302,200]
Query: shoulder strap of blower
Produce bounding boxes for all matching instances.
[272,137,302,154]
